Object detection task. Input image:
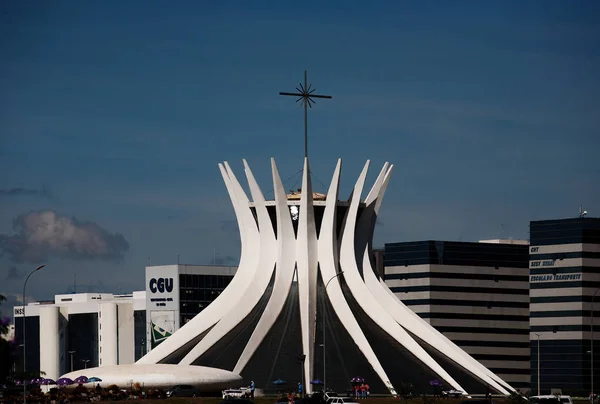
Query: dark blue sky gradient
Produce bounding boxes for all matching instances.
[1,1,598,305]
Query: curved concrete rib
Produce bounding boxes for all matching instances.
[296,157,319,389]
[339,161,465,393]
[317,159,397,396]
[233,158,297,374]
[357,166,514,395]
[179,161,278,365]
[137,162,259,364]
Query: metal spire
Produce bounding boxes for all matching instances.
[280,70,332,159]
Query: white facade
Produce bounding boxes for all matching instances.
[62,364,242,391]
[14,292,146,380]
[136,157,517,396]
[144,264,237,352]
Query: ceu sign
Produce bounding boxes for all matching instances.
[149,278,174,294]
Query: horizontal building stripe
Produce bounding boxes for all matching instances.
[531,251,600,260]
[408,304,528,316]
[445,332,530,342]
[393,290,530,303]
[530,265,600,275]
[401,298,529,308]
[531,280,600,289]
[462,346,529,356]
[386,272,528,282]
[419,312,529,322]
[437,326,528,334]
[452,340,530,348]
[530,310,600,318]
[431,318,529,329]
[470,353,529,362]
[529,243,600,254]
[531,325,600,332]
[529,258,600,269]
[530,331,585,341]
[390,285,528,295]
[531,317,587,327]
[486,368,530,375]
[530,295,586,304]
[530,302,583,312]
[531,287,584,299]
[387,277,528,288]
[385,264,527,277]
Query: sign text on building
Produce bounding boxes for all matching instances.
[530,273,582,282]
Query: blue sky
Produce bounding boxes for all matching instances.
[1,1,599,310]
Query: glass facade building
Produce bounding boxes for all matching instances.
[384,240,531,390]
[529,217,600,396]
[179,274,233,325]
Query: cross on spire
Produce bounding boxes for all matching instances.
[280,70,332,159]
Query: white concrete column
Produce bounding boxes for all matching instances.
[39,306,59,380]
[117,303,134,365]
[99,303,118,367]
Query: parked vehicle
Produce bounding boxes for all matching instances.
[328,397,359,404]
[222,387,251,399]
[165,385,200,398]
[530,396,572,404]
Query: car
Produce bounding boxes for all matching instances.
[328,397,359,404]
[530,396,573,404]
[443,390,465,398]
[222,387,251,399]
[165,385,201,398]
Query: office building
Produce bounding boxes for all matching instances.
[384,239,530,390]
[529,217,600,396]
[13,292,147,381]
[145,264,236,349]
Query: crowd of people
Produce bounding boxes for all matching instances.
[353,383,371,400]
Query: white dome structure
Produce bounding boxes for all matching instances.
[61,364,242,391]
[133,157,516,396]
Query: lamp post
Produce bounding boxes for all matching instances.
[22,264,45,404]
[323,271,344,394]
[68,351,76,372]
[81,359,90,369]
[535,332,541,395]
[591,289,600,401]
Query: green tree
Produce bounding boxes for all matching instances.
[0,294,16,384]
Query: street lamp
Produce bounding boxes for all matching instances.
[22,264,45,404]
[591,288,600,401]
[81,359,90,369]
[535,332,541,395]
[68,351,76,372]
[322,271,344,394]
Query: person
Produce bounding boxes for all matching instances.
[250,381,255,399]
[297,382,303,398]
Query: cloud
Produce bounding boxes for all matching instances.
[0,210,129,263]
[5,267,23,280]
[0,186,53,199]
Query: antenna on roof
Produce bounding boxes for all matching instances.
[580,206,588,218]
